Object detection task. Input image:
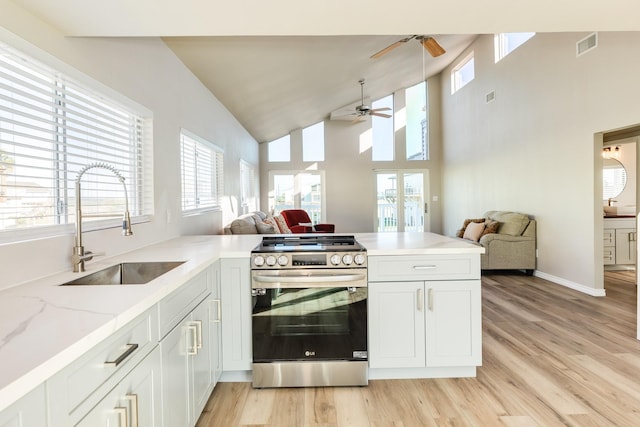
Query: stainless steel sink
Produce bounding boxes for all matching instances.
[60,261,185,286]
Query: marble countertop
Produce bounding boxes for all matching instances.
[0,232,480,411]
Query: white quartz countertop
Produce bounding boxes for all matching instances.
[0,232,480,411]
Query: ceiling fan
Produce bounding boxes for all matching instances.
[350,79,392,123]
[370,35,446,59]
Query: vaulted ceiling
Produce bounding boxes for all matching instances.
[9,0,640,143]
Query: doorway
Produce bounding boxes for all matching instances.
[374,170,430,232]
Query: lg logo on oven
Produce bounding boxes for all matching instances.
[304,350,316,357]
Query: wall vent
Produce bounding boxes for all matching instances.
[485,90,496,104]
[576,32,598,57]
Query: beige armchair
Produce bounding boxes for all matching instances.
[458,211,536,275]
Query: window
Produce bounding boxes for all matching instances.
[269,170,325,223]
[451,52,475,94]
[180,130,223,212]
[268,135,290,162]
[372,94,394,161]
[375,170,427,232]
[0,42,150,239]
[405,81,428,160]
[302,121,324,162]
[494,33,535,62]
[240,160,258,214]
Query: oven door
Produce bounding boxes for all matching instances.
[251,268,368,363]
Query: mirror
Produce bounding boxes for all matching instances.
[603,158,627,199]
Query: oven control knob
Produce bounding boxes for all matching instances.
[266,255,277,266]
[277,255,288,266]
[253,255,265,267]
[342,254,353,265]
[354,254,366,265]
[330,254,341,265]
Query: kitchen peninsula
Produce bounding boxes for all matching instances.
[0,232,483,425]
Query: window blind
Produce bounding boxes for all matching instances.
[180,130,223,212]
[0,43,148,235]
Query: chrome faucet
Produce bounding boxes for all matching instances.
[72,163,133,272]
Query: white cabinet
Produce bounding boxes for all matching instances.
[220,258,252,372]
[368,254,482,376]
[76,347,162,427]
[160,267,217,427]
[0,384,47,427]
[604,218,637,266]
[47,307,159,426]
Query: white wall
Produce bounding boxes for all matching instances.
[440,32,640,293]
[259,78,444,234]
[0,3,258,287]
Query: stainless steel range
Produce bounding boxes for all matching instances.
[250,235,368,388]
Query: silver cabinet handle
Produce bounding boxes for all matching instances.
[212,299,221,323]
[126,394,138,427]
[417,288,423,311]
[105,343,138,367]
[186,324,198,355]
[114,407,128,427]
[413,265,437,270]
[428,288,434,311]
[194,320,203,349]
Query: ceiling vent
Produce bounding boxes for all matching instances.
[576,33,598,57]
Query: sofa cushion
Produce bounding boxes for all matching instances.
[488,212,530,236]
[456,218,485,238]
[230,215,258,234]
[463,221,486,242]
[255,217,278,234]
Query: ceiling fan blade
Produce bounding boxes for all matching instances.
[370,36,416,59]
[420,36,446,57]
[370,112,392,118]
[351,115,367,124]
[370,107,392,112]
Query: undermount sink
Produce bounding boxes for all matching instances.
[61,261,185,286]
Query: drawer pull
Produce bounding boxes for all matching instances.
[212,299,222,323]
[187,324,198,355]
[428,288,434,311]
[105,343,139,367]
[413,265,437,270]
[417,288,423,311]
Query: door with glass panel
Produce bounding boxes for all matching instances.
[375,171,429,232]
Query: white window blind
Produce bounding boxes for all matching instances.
[180,130,223,212]
[0,43,149,236]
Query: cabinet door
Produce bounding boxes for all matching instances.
[160,320,192,427]
[191,299,214,418]
[77,348,162,427]
[368,282,426,368]
[425,280,482,367]
[210,261,223,384]
[615,228,636,265]
[0,384,47,427]
[220,258,252,371]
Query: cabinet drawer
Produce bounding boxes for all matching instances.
[158,267,211,338]
[603,229,615,247]
[368,254,480,281]
[603,248,615,264]
[47,307,158,424]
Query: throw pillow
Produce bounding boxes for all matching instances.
[255,216,277,234]
[263,216,281,233]
[463,221,486,242]
[230,216,258,234]
[481,219,500,237]
[456,218,485,238]
[273,214,292,234]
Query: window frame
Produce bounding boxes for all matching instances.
[302,121,325,162]
[494,32,535,62]
[0,40,152,243]
[180,129,224,214]
[268,170,327,223]
[451,52,475,94]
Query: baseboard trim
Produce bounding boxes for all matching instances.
[534,271,606,297]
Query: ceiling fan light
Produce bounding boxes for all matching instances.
[421,37,446,57]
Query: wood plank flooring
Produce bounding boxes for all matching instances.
[196,271,640,426]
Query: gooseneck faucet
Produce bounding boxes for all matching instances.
[72,162,133,272]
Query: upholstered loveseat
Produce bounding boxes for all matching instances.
[457,210,536,275]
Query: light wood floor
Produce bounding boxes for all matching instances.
[197,271,640,426]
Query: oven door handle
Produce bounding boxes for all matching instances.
[253,273,366,285]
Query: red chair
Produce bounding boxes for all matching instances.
[280,209,335,233]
